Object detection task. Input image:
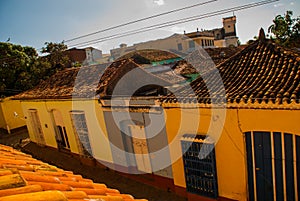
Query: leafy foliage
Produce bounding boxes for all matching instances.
[0,42,70,97]
[41,42,71,73]
[0,43,37,93]
[268,10,300,48]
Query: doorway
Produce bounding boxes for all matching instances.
[28,109,45,145]
[129,124,152,173]
[245,131,299,201]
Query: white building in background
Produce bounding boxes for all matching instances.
[84,47,103,65]
[110,16,239,60]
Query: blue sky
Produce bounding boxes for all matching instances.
[0,0,299,53]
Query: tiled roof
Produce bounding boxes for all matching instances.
[12,63,113,100]
[205,47,244,66]
[97,59,172,97]
[172,47,242,75]
[12,63,107,100]
[151,70,186,85]
[0,144,147,201]
[13,59,172,100]
[163,37,300,105]
[118,49,180,63]
[12,67,80,100]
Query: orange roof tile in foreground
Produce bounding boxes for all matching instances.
[0,144,147,201]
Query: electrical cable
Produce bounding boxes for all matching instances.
[64,0,218,43]
[0,0,278,63]
[67,0,278,48]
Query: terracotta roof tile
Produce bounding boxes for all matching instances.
[12,63,108,100]
[0,144,148,201]
[97,59,172,97]
[151,70,186,84]
[172,47,242,75]
[163,39,300,105]
[118,49,179,63]
[13,58,173,100]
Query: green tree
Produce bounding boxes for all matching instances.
[0,42,40,94]
[0,41,74,97]
[0,42,68,97]
[41,42,70,73]
[268,10,300,48]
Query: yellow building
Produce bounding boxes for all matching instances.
[13,59,173,172]
[14,30,300,201]
[159,30,300,200]
[102,30,300,200]
[13,64,113,166]
[0,98,26,134]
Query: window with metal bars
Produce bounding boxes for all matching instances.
[70,111,93,156]
[181,134,218,198]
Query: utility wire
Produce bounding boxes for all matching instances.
[1,0,278,63]
[64,0,218,43]
[68,0,278,48]
[1,0,217,63]
[71,0,273,46]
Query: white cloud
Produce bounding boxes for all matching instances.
[273,3,284,8]
[153,0,165,6]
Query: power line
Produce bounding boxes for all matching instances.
[68,0,278,48]
[1,0,278,64]
[64,0,218,43]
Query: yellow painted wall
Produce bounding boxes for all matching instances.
[0,101,5,130]
[22,101,60,148]
[214,39,226,47]
[21,99,113,163]
[0,98,26,131]
[71,100,113,163]
[164,106,300,201]
[238,108,300,134]
[192,37,214,47]
[19,97,300,201]
[52,110,64,126]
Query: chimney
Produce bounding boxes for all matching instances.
[258,28,266,41]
